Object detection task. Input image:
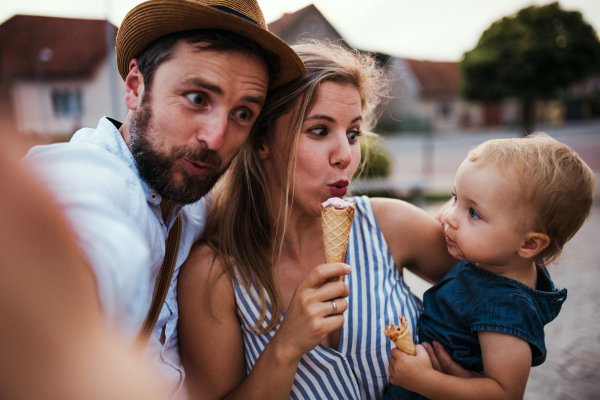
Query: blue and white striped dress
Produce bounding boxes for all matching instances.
[232,196,423,399]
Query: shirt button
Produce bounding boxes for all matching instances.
[150,192,158,201]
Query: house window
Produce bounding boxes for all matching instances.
[52,89,82,117]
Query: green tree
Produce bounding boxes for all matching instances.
[355,135,391,179]
[460,2,600,134]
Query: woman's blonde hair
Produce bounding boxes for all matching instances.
[203,41,387,333]
[468,132,596,264]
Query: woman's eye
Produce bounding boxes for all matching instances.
[233,109,252,122]
[186,93,207,105]
[308,127,327,136]
[347,130,361,142]
[468,208,480,219]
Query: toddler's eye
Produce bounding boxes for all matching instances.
[451,192,457,204]
[468,208,480,219]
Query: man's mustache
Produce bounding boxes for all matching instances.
[179,147,223,171]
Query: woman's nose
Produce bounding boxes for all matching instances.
[330,134,352,169]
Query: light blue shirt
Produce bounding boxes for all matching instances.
[24,117,208,397]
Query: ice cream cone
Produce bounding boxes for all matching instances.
[384,316,416,356]
[321,203,355,281]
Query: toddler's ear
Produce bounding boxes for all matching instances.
[518,232,550,259]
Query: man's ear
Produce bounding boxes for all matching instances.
[258,141,271,160]
[518,232,550,259]
[124,59,144,111]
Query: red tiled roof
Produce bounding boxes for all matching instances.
[0,15,116,78]
[404,59,460,97]
[268,4,342,41]
[268,9,300,36]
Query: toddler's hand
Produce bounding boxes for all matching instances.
[388,344,433,392]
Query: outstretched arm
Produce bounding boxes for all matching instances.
[371,198,456,283]
[389,331,531,400]
[178,244,351,400]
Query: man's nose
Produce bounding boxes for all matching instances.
[197,114,227,151]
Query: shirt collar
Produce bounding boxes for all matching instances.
[94,117,180,210]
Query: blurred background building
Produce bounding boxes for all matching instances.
[1,3,598,140]
[268,4,600,134]
[0,15,125,142]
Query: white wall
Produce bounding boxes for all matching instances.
[12,58,127,136]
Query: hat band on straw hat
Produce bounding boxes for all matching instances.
[210,5,258,25]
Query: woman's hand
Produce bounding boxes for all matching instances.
[272,262,351,363]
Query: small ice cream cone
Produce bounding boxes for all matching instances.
[384,316,416,356]
[321,199,355,281]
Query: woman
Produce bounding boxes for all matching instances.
[178,41,456,400]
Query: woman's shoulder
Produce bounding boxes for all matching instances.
[367,197,437,237]
[179,242,234,301]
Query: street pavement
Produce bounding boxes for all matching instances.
[524,203,600,400]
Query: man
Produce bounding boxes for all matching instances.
[23,0,305,397]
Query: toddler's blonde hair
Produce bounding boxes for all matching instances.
[468,133,595,263]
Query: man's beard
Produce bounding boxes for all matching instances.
[129,100,227,204]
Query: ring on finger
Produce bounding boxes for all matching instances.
[331,300,338,315]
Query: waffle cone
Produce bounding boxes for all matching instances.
[384,316,416,356]
[321,203,355,281]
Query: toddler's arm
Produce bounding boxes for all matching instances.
[389,331,531,400]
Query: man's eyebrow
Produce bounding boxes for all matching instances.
[242,95,266,108]
[182,78,223,95]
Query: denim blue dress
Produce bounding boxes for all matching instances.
[386,261,567,400]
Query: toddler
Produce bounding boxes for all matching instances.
[387,133,595,400]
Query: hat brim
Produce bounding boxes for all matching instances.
[116,0,306,88]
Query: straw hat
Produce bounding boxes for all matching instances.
[116,0,306,88]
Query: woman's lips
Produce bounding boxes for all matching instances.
[328,180,349,197]
[329,186,348,197]
[182,158,210,176]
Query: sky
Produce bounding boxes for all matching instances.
[0,0,598,61]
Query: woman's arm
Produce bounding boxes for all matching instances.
[371,198,456,283]
[178,244,351,400]
[389,331,532,400]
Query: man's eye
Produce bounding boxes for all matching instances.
[186,93,207,105]
[468,208,480,219]
[234,109,252,121]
